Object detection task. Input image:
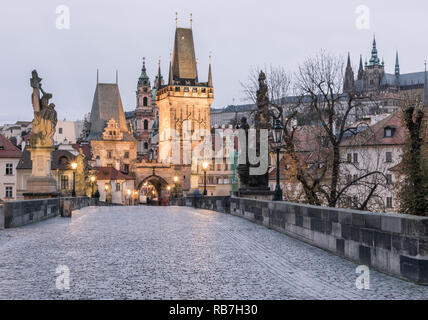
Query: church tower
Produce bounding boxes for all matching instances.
[363,36,385,94]
[135,58,157,158]
[156,24,214,189]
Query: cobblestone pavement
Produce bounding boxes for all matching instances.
[1,206,428,300]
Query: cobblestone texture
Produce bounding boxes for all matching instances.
[0,206,428,299]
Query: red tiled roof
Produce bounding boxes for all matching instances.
[0,134,21,158]
[72,143,92,159]
[95,166,135,181]
[341,112,407,147]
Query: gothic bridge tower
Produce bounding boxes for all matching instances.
[156,23,214,190]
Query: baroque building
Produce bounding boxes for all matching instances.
[133,58,160,159]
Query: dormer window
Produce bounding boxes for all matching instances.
[384,126,395,138]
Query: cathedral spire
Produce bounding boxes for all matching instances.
[343,52,355,93]
[395,51,400,77]
[208,54,212,87]
[369,35,380,67]
[357,55,364,80]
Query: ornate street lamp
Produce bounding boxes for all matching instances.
[202,161,209,196]
[272,119,284,201]
[71,162,77,197]
[90,176,96,198]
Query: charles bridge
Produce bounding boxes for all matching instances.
[1,196,428,299]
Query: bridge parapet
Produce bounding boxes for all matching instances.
[2,197,97,228]
[180,195,428,285]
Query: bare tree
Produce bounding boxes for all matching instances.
[242,52,389,209]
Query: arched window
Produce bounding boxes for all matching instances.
[144,120,148,130]
[143,97,148,107]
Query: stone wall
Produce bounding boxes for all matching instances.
[178,195,428,285]
[173,196,230,213]
[229,197,428,285]
[3,197,96,228]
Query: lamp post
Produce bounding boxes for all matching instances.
[272,119,284,201]
[202,161,208,196]
[90,176,96,198]
[71,162,77,197]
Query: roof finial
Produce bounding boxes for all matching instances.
[97,69,99,84]
[116,70,118,84]
[190,13,193,29]
[175,12,178,28]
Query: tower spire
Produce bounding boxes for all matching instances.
[156,57,162,89]
[208,54,212,87]
[369,35,380,67]
[357,55,364,80]
[190,13,193,29]
[168,51,173,85]
[343,52,355,93]
[175,12,178,28]
[97,69,99,84]
[395,50,400,77]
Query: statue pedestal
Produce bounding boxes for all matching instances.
[23,147,58,199]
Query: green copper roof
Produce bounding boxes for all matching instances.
[138,57,150,86]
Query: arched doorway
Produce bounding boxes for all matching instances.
[137,175,170,206]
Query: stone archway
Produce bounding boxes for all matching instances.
[137,175,169,205]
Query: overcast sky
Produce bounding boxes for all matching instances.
[1,0,428,124]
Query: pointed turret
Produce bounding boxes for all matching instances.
[155,58,163,90]
[424,61,428,108]
[343,53,355,93]
[207,55,212,87]
[357,55,364,80]
[395,51,400,77]
[138,57,150,87]
[168,60,173,85]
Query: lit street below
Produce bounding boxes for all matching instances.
[0,206,427,300]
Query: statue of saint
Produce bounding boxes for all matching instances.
[30,70,57,147]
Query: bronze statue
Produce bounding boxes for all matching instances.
[30,70,57,147]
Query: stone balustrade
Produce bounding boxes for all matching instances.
[178,195,428,285]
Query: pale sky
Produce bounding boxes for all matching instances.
[1,0,428,124]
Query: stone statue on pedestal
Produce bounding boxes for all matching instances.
[235,71,273,199]
[24,70,59,199]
